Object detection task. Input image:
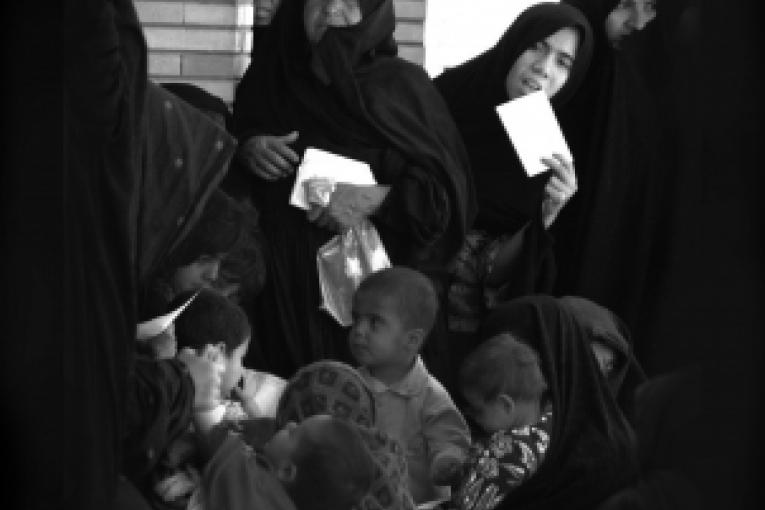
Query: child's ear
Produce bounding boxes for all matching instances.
[274,461,297,483]
[497,394,515,417]
[405,328,425,352]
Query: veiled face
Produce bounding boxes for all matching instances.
[304,0,363,44]
[605,0,657,47]
[504,27,579,101]
[254,0,283,26]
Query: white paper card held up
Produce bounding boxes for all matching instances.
[289,147,376,210]
[495,90,572,177]
[136,290,199,341]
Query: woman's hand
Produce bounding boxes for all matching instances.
[238,131,300,180]
[307,182,391,233]
[540,153,577,228]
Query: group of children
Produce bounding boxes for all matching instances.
[137,265,569,510]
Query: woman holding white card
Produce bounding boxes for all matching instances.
[230,0,476,377]
[432,3,593,372]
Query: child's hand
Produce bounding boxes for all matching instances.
[178,347,223,412]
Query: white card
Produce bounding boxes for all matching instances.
[135,290,199,341]
[495,90,573,177]
[289,147,377,210]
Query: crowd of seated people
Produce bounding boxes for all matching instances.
[26,1,752,510]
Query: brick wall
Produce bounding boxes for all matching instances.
[136,0,427,104]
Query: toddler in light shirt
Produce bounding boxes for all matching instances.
[349,267,471,504]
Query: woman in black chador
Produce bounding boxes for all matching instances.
[232,0,475,377]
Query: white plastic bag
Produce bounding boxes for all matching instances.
[317,219,391,326]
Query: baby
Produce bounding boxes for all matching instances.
[349,266,471,503]
[453,333,552,510]
[193,413,374,510]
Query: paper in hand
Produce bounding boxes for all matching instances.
[289,147,376,210]
[495,90,573,177]
[136,290,199,341]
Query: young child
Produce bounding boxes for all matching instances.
[150,289,285,507]
[193,413,375,510]
[349,266,471,504]
[453,333,553,510]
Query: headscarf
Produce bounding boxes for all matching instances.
[558,296,646,415]
[234,0,475,264]
[433,2,593,235]
[552,0,661,332]
[274,361,416,510]
[435,2,594,116]
[481,295,638,510]
[275,360,376,428]
[161,82,233,133]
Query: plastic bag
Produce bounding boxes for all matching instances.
[317,219,391,326]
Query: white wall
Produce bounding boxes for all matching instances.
[424,0,545,77]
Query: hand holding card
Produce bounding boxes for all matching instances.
[495,90,573,177]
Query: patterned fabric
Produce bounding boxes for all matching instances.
[448,231,507,333]
[275,360,376,428]
[452,410,553,510]
[354,426,417,510]
[275,360,416,510]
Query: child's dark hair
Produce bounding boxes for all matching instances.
[171,288,251,355]
[166,189,250,271]
[459,333,547,403]
[356,266,438,336]
[286,417,374,510]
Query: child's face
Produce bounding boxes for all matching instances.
[461,388,515,434]
[349,289,413,370]
[171,254,223,295]
[221,338,250,396]
[263,414,332,469]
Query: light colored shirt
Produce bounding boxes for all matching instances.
[359,357,471,504]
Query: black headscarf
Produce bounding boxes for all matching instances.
[552,0,661,332]
[481,295,638,510]
[434,2,593,235]
[161,82,233,133]
[234,0,475,265]
[558,295,646,416]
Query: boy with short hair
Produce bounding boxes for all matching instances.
[194,413,374,510]
[349,266,471,504]
[150,289,285,507]
[453,333,553,510]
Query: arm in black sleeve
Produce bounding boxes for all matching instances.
[371,150,452,262]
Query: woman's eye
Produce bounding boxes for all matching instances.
[557,57,572,70]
